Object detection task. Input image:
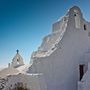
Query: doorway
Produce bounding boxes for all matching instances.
[79,64,85,81]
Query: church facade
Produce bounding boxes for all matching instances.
[28,6,90,90]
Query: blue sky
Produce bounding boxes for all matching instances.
[0,0,90,66]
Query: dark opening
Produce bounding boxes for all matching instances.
[17,59,19,61]
[84,24,86,30]
[79,64,84,81]
[17,59,20,66]
[74,14,76,16]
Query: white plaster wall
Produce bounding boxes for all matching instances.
[29,6,90,90]
[52,16,68,33]
[31,30,90,90]
[39,32,61,51]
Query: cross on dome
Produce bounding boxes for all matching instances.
[16,49,19,54]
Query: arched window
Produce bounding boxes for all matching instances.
[17,59,20,65]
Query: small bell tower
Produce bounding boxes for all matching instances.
[67,6,83,29]
[11,50,24,68]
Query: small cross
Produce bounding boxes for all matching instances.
[16,49,19,54]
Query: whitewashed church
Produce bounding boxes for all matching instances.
[0,6,90,90]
